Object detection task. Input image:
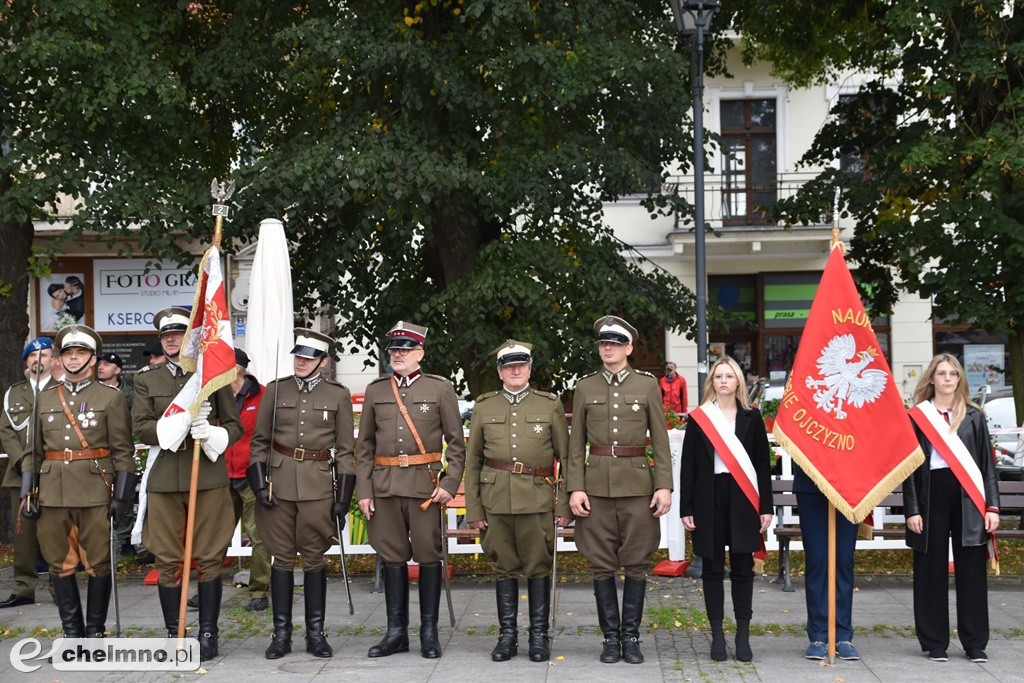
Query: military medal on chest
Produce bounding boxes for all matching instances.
[420,403,430,413]
[533,424,544,434]
[632,403,640,412]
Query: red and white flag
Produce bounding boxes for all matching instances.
[773,245,924,523]
[164,245,235,420]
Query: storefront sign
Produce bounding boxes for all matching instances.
[92,258,198,332]
[964,344,1004,392]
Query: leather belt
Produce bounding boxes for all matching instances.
[374,452,443,467]
[273,441,331,461]
[588,444,645,457]
[484,457,554,477]
[45,448,111,462]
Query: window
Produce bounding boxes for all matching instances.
[721,99,777,225]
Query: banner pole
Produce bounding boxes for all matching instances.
[827,503,836,664]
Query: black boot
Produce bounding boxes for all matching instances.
[368,564,409,657]
[621,577,646,664]
[735,618,752,662]
[593,578,620,663]
[197,579,222,661]
[490,578,518,661]
[527,576,551,662]
[709,619,727,661]
[52,575,85,638]
[418,563,443,659]
[303,568,332,657]
[84,575,112,637]
[157,584,182,638]
[265,568,293,659]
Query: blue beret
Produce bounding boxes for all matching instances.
[22,337,53,361]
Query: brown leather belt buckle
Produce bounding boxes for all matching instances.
[63,448,74,463]
[397,454,410,467]
[293,447,306,462]
[513,461,524,474]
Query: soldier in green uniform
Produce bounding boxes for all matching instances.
[132,307,242,659]
[465,340,571,663]
[567,316,672,665]
[18,325,136,638]
[248,328,355,660]
[355,321,466,659]
[0,338,54,609]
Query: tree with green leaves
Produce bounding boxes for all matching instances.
[2,0,718,397]
[731,0,1024,423]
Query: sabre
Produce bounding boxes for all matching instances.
[329,447,355,615]
[547,459,562,640]
[110,521,121,636]
[426,469,455,627]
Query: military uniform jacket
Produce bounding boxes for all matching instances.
[354,373,466,501]
[566,367,673,497]
[465,388,571,520]
[132,363,242,492]
[31,380,135,508]
[250,376,354,502]
[1,378,51,488]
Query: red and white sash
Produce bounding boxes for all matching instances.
[908,401,988,517]
[688,403,760,514]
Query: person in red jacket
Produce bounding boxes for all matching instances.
[659,362,688,416]
[224,348,270,611]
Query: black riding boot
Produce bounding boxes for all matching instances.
[527,576,551,662]
[709,619,727,661]
[418,563,443,659]
[265,568,293,659]
[735,619,752,662]
[197,579,222,661]
[157,584,182,638]
[52,574,85,638]
[303,568,332,657]
[84,574,112,637]
[491,578,518,661]
[368,564,409,657]
[621,576,646,664]
[594,577,621,663]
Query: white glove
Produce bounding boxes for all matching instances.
[156,412,191,451]
[201,425,229,463]
[196,401,213,420]
[190,417,210,441]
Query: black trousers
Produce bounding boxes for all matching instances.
[701,474,754,621]
[912,468,989,651]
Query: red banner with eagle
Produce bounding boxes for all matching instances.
[168,245,235,418]
[772,245,923,523]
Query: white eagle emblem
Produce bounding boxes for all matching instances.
[804,334,887,420]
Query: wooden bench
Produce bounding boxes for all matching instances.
[772,479,1024,591]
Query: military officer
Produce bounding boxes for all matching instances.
[465,340,571,663]
[0,338,54,609]
[132,307,242,660]
[248,328,355,659]
[566,316,672,665]
[355,321,466,659]
[18,325,136,638]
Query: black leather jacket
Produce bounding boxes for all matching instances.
[903,406,999,551]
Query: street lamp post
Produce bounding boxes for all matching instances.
[669,0,719,397]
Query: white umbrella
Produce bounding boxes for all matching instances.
[246,218,294,383]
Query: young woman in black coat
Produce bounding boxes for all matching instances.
[680,356,773,662]
[904,353,999,663]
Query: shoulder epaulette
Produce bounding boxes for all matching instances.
[424,373,450,383]
[635,369,656,378]
[475,390,501,402]
[532,389,559,400]
[135,364,155,374]
[578,371,599,381]
[324,377,346,388]
[368,375,392,385]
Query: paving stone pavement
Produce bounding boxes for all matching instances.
[1,567,1023,682]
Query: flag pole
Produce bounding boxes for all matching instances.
[825,188,842,664]
[177,180,233,639]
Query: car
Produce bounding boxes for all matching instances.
[973,386,1022,481]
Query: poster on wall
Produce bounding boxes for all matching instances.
[92,258,198,333]
[38,272,87,333]
[964,343,1004,392]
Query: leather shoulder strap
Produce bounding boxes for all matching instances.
[56,385,91,450]
[390,377,426,455]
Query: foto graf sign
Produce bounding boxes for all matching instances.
[92,258,199,332]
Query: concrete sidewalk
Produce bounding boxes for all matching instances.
[1,567,1023,681]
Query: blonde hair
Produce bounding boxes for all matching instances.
[912,353,981,430]
[701,356,751,410]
